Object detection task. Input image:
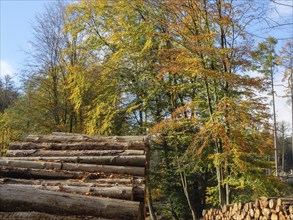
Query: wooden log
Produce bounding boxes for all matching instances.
[0,212,110,220]
[245,214,251,220]
[275,204,282,213]
[249,208,254,218]
[277,198,293,206]
[261,207,270,218]
[0,167,132,180]
[0,178,144,201]
[269,198,277,209]
[26,134,148,144]
[5,149,145,157]
[222,204,230,213]
[254,208,260,219]
[237,202,243,210]
[0,177,143,187]
[5,155,146,167]
[0,177,126,187]
[259,197,269,209]
[9,141,146,151]
[243,203,250,213]
[270,213,278,220]
[0,158,145,176]
[255,198,260,209]
[133,186,145,202]
[51,133,148,142]
[0,166,86,179]
[278,211,286,220]
[1,183,134,200]
[283,204,290,216]
[26,134,92,142]
[91,177,145,185]
[50,132,149,142]
[0,184,142,219]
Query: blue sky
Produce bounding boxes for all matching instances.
[0,0,292,124]
[0,0,52,80]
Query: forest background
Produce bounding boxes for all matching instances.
[0,0,293,219]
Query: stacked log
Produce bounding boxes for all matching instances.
[202,197,293,220]
[0,133,148,220]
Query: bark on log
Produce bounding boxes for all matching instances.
[133,186,145,202]
[0,177,140,187]
[51,133,148,142]
[0,212,110,220]
[0,166,86,179]
[0,178,145,201]
[0,158,145,176]
[0,184,142,219]
[9,141,146,151]
[0,166,136,180]
[25,134,148,144]
[89,177,145,185]
[0,177,124,187]
[0,183,134,200]
[5,155,146,167]
[5,149,145,157]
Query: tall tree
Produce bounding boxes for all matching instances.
[252,37,279,176]
[280,40,293,162]
[0,75,18,112]
[24,0,77,132]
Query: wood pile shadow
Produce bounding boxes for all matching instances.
[0,132,149,220]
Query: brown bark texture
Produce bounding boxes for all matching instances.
[0,184,141,220]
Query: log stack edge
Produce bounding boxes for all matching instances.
[202,197,293,220]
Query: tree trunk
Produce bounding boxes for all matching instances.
[178,167,197,220]
[291,70,293,163]
[0,184,142,220]
[147,188,157,220]
[271,70,279,176]
[282,131,285,172]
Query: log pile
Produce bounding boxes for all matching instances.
[0,133,149,220]
[202,197,293,220]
